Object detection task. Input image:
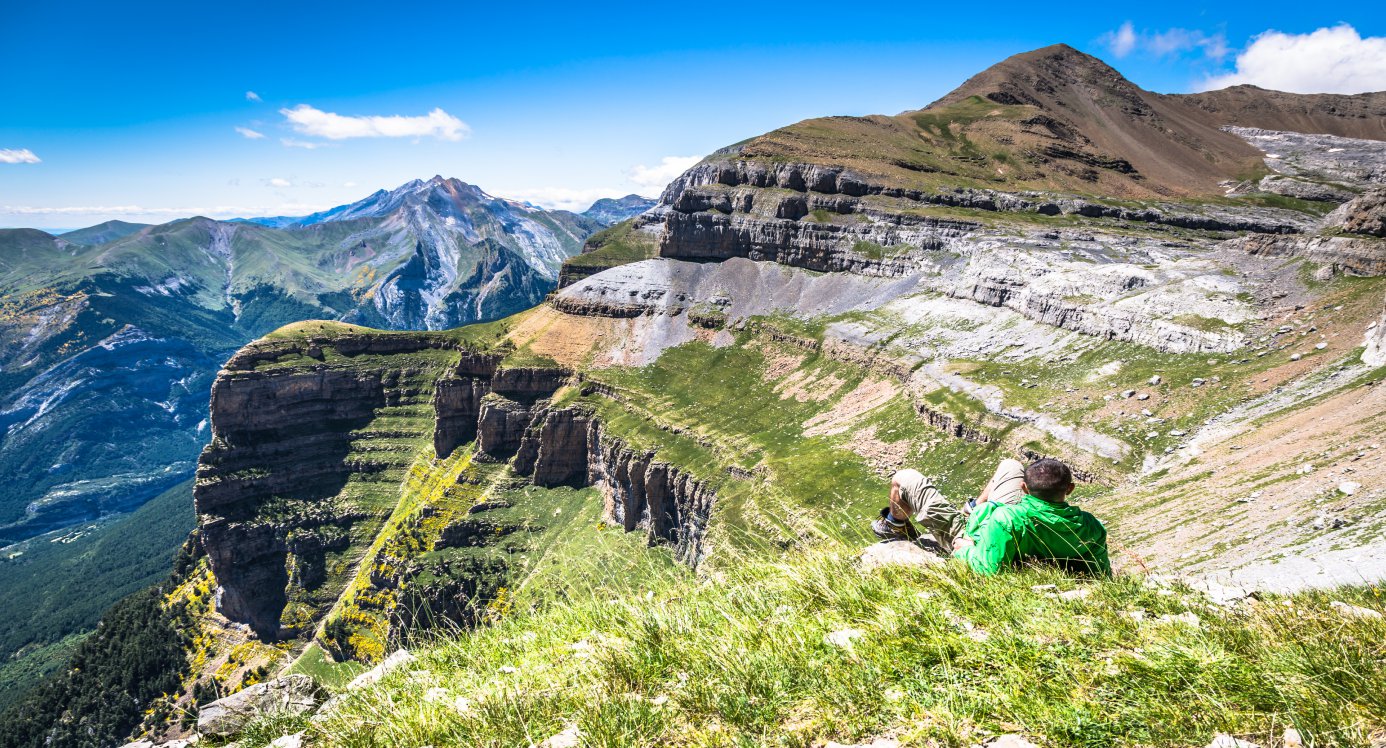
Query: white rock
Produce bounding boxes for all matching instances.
[348,649,417,690]
[1058,588,1092,601]
[271,734,303,748]
[1315,342,1327,350]
[825,739,900,748]
[859,541,944,571]
[1330,601,1383,620]
[1283,728,1303,748]
[1156,612,1202,627]
[1206,734,1261,748]
[825,628,865,648]
[1338,481,1361,495]
[1149,375,1162,385]
[1291,353,1302,361]
[534,724,582,748]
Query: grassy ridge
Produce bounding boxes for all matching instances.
[287,542,1385,748]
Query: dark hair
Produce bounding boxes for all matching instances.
[1025,458,1073,501]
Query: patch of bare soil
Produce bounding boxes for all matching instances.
[843,425,912,476]
[803,378,899,436]
[777,369,847,402]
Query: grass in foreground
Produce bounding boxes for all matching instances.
[275,543,1385,748]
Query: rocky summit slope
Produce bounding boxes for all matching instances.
[10,45,1386,747]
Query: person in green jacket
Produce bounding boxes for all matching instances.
[872,457,1110,577]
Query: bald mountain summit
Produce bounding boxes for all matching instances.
[5,45,1386,748]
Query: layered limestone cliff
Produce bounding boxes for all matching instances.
[194,331,466,639]
[195,326,718,643]
[512,404,716,565]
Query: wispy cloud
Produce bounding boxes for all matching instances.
[343,181,358,188]
[1099,21,1228,61]
[1201,24,1386,94]
[279,104,470,142]
[628,155,701,193]
[246,91,262,102]
[0,148,41,164]
[235,126,266,140]
[267,178,292,188]
[500,187,626,213]
[1105,21,1137,58]
[281,138,331,150]
[2,203,329,217]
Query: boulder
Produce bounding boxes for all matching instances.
[1324,189,1386,237]
[347,648,416,690]
[196,675,322,737]
[859,541,945,571]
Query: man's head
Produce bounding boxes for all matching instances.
[1022,458,1074,502]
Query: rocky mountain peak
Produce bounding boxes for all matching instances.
[931,43,1149,114]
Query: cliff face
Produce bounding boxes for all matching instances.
[194,325,718,642]
[195,331,466,639]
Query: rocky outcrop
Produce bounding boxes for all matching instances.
[655,161,1312,270]
[510,405,716,565]
[587,427,716,565]
[1365,303,1386,367]
[1324,189,1386,238]
[514,406,594,487]
[1224,128,1386,188]
[196,333,475,639]
[1227,234,1386,277]
[1257,175,1354,203]
[196,675,322,737]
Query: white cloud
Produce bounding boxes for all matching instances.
[0,148,41,164]
[343,181,358,188]
[628,155,702,193]
[279,104,470,142]
[1100,22,1227,61]
[281,138,331,150]
[1201,24,1386,94]
[235,126,266,140]
[268,178,292,188]
[500,187,626,213]
[2,203,329,217]
[246,91,262,102]
[1105,21,1137,58]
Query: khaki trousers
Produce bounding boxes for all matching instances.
[892,459,1025,553]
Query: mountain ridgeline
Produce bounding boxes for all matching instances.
[5,44,1386,747]
[0,180,652,714]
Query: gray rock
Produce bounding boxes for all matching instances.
[1206,734,1262,748]
[859,541,945,571]
[1258,175,1354,203]
[347,648,416,690]
[196,675,322,738]
[1324,189,1386,237]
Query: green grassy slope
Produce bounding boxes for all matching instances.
[289,543,1386,748]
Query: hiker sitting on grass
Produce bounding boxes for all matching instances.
[872,457,1111,577]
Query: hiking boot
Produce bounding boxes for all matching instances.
[872,507,920,542]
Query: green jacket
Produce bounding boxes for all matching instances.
[952,494,1111,577]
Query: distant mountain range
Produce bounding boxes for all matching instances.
[0,176,651,544]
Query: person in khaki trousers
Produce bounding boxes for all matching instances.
[873,459,1026,552]
[872,457,1111,577]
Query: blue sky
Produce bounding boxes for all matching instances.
[2,1,1384,228]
